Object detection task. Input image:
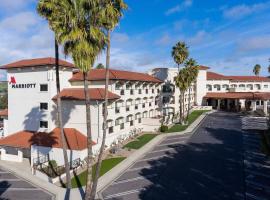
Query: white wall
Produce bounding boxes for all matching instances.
[0,148,23,162]
[7,67,73,135]
[31,145,87,166]
[196,70,207,106]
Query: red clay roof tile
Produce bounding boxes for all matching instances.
[0,109,8,117]
[53,88,120,101]
[207,72,270,82]
[0,128,95,150]
[70,69,163,83]
[1,57,74,69]
[204,92,270,100]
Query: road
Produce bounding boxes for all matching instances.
[0,167,54,200]
[101,112,249,200]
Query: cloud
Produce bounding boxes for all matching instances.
[0,12,39,33]
[165,0,193,16]
[237,35,270,53]
[155,33,171,46]
[223,2,270,19]
[187,30,209,46]
[0,0,35,12]
[112,33,129,43]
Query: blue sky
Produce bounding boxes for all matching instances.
[0,0,270,80]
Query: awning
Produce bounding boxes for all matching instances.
[204,92,270,100]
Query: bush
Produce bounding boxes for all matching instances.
[48,160,58,169]
[160,125,169,132]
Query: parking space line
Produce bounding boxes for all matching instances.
[139,154,171,162]
[163,136,189,142]
[112,174,157,185]
[104,188,144,199]
[0,179,20,181]
[127,163,166,172]
[149,147,176,154]
[0,188,42,191]
[158,141,185,147]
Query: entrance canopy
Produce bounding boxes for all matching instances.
[204,92,270,100]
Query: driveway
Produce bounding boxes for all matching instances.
[101,112,246,200]
[0,167,54,200]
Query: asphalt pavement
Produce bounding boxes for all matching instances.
[101,112,249,200]
[0,167,54,200]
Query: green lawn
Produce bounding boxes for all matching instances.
[70,157,125,188]
[123,134,157,150]
[166,110,210,133]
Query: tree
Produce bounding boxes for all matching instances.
[175,68,189,124]
[37,1,107,199]
[0,94,8,110]
[253,64,261,76]
[37,3,71,188]
[96,63,105,69]
[172,42,189,123]
[268,58,270,74]
[90,0,127,198]
[184,58,199,122]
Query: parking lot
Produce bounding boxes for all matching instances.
[101,112,251,200]
[0,167,54,200]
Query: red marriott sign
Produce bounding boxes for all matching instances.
[9,76,36,89]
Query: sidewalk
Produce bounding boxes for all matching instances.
[96,110,213,197]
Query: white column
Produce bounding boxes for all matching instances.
[263,100,268,115]
[217,99,221,110]
[252,100,257,111]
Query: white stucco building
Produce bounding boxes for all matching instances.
[0,57,270,166]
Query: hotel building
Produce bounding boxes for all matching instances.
[0,57,269,166]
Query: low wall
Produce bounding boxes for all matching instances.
[193,106,212,110]
[0,148,23,162]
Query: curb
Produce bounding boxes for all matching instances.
[97,110,213,199]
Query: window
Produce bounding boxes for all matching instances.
[40,84,48,92]
[152,89,155,94]
[40,103,48,110]
[142,103,145,108]
[138,118,142,123]
[109,127,114,134]
[115,107,120,113]
[126,106,130,112]
[130,89,134,95]
[149,102,152,107]
[157,89,160,94]
[130,121,134,126]
[120,89,125,95]
[40,121,48,128]
[115,83,122,90]
[135,105,138,110]
[139,89,142,94]
[120,123,124,130]
[264,85,268,89]
[145,89,148,94]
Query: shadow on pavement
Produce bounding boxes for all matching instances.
[0,181,11,200]
[138,113,245,200]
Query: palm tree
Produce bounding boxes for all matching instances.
[172,42,189,71]
[90,0,127,198]
[184,58,199,122]
[172,42,189,124]
[268,58,270,74]
[37,3,71,188]
[175,68,189,124]
[253,64,261,76]
[37,1,107,198]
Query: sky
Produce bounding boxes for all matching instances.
[0,0,270,80]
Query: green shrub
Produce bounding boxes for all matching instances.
[48,160,58,169]
[160,125,169,132]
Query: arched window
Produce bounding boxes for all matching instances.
[206,84,212,91]
[214,84,221,91]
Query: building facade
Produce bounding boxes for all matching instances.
[1,57,270,165]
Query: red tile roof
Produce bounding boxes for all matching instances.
[204,92,270,100]
[207,72,270,82]
[70,69,163,83]
[53,88,120,101]
[1,57,75,69]
[198,65,210,70]
[207,72,230,80]
[0,128,95,150]
[228,76,270,82]
[0,109,8,117]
